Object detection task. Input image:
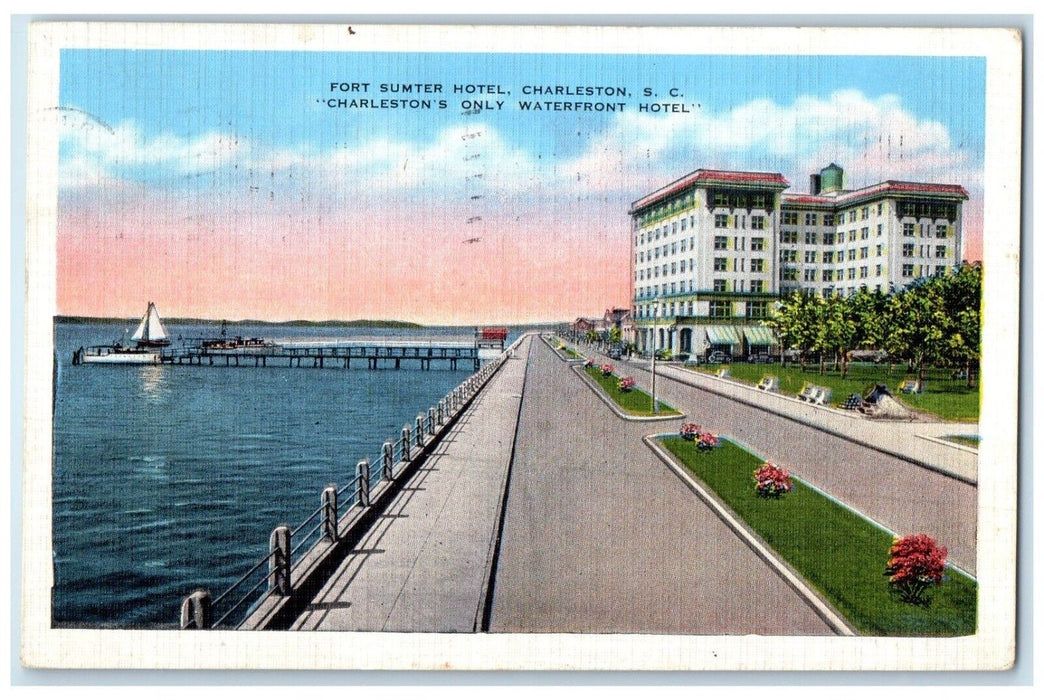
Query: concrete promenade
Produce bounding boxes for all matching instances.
[290,335,531,632]
[577,343,977,575]
[487,338,835,634]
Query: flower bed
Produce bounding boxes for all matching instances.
[600,363,614,377]
[753,462,793,498]
[617,376,636,392]
[581,364,680,416]
[658,435,976,636]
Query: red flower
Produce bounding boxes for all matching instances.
[753,462,793,498]
[884,534,948,605]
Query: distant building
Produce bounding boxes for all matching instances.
[629,163,969,358]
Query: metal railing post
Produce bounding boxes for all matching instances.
[428,407,436,435]
[357,459,371,507]
[437,401,444,426]
[415,415,424,447]
[269,525,291,596]
[321,485,338,542]
[180,589,212,630]
[401,425,412,461]
[382,441,394,480]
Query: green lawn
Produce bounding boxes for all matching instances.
[561,346,583,359]
[661,436,977,636]
[690,362,979,421]
[584,365,680,416]
[945,435,981,448]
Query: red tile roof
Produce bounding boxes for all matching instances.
[630,169,789,213]
[783,180,970,207]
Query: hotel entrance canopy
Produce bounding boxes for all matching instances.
[741,326,776,346]
[704,325,742,346]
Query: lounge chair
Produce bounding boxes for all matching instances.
[898,378,921,394]
[716,367,731,379]
[811,386,833,406]
[797,383,816,401]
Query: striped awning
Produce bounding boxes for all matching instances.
[742,325,776,345]
[704,325,742,345]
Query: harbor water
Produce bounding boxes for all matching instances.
[52,321,510,627]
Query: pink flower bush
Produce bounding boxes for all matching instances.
[584,359,594,368]
[600,363,614,376]
[680,423,701,440]
[753,462,793,498]
[697,432,719,451]
[618,376,636,392]
[884,534,948,605]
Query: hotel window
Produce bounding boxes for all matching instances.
[822,232,836,245]
[748,301,768,318]
[782,268,798,281]
[662,264,669,275]
[877,203,884,216]
[936,224,949,238]
[823,214,835,226]
[804,250,817,263]
[823,269,834,282]
[751,237,765,251]
[860,247,869,259]
[804,269,817,282]
[849,248,856,260]
[781,250,797,262]
[671,263,677,274]
[750,280,765,293]
[671,243,677,255]
[823,251,835,264]
[781,231,798,244]
[782,212,799,225]
[903,243,915,257]
[861,227,869,239]
[714,257,729,271]
[715,214,729,228]
[875,264,883,276]
[877,224,883,236]
[805,213,817,226]
[751,258,765,272]
[936,245,947,258]
[714,236,728,250]
[689,237,695,249]
[837,250,845,262]
[903,223,916,236]
[751,215,765,230]
[680,218,687,231]
[672,222,678,234]
[902,264,915,277]
[860,266,869,279]
[654,248,659,259]
[709,300,732,317]
[849,211,857,223]
[680,260,686,273]
[655,228,661,240]
[849,230,857,242]
[861,207,869,220]
[876,244,883,256]
[680,240,686,252]
[713,279,727,293]
[752,194,766,208]
[847,268,856,280]
[805,231,818,245]
[713,192,729,207]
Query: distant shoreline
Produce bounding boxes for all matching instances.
[54,315,426,329]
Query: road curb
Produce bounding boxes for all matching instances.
[643,434,857,637]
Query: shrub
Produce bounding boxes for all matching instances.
[697,432,719,451]
[600,363,614,376]
[884,534,948,606]
[584,358,594,368]
[618,376,636,392]
[753,462,793,498]
[680,422,701,440]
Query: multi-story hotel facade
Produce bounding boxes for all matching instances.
[628,163,969,359]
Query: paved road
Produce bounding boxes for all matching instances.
[291,336,531,632]
[488,339,836,635]
[581,344,977,575]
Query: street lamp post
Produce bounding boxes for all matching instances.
[651,298,661,414]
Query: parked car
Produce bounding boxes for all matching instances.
[674,353,690,363]
[608,347,622,360]
[683,356,700,367]
[706,350,732,364]
[747,352,771,364]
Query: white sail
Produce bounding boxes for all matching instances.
[131,302,168,342]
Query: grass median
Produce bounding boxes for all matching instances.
[661,435,977,636]
[688,362,979,422]
[583,365,680,417]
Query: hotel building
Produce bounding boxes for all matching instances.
[629,163,969,358]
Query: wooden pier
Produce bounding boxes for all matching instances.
[160,341,486,371]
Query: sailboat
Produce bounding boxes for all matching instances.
[74,302,172,365]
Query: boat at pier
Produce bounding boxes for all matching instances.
[73,301,171,365]
[198,321,276,353]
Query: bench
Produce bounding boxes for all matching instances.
[797,383,816,401]
[898,378,922,394]
[716,367,731,379]
[810,386,833,406]
[757,375,780,392]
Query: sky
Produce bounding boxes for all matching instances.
[57,50,986,324]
